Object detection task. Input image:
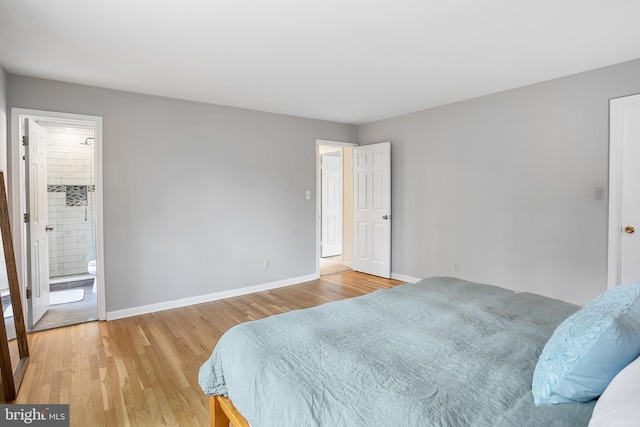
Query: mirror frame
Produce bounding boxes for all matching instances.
[0,171,29,401]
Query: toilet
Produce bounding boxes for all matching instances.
[88,260,97,293]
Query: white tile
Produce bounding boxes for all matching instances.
[73,223,93,230]
[61,254,79,262]
[76,229,95,237]
[62,249,85,257]
[75,146,92,154]
[67,152,88,160]
[46,144,60,152]
[71,165,90,174]
[62,229,78,237]
[75,127,94,136]
[76,242,95,250]
[58,158,79,166]
[60,171,77,180]
[61,236,82,245]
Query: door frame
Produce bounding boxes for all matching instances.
[315,140,357,278]
[10,108,106,322]
[607,93,640,290]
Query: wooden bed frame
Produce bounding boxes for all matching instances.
[210,395,250,427]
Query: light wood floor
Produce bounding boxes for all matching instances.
[7,271,403,426]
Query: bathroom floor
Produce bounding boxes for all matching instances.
[31,279,98,332]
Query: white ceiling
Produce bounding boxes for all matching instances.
[1,0,640,125]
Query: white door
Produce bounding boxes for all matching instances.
[25,118,50,326]
[321,153,342,257]
[609,94,640,287]
[353,142,391,278]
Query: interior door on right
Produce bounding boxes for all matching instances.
[613,94,640,286]
[353,142,391,278]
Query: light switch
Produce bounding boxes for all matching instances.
[306,190,311,200]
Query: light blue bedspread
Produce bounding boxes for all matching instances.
[199,277,594,426]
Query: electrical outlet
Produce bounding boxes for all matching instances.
[264,260,270,269]
[453,262,460,272]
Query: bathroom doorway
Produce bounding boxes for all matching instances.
[10,109,105,331]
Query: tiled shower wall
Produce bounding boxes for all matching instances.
[38,122,96,279]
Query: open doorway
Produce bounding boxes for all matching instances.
[317,141,356,276]
[11,108,105,331]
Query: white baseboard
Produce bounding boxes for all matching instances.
[106,274,317,321]
[391,272,422,283]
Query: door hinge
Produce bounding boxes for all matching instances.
[26,288,32,299]
[22,136,28,146]
[24,213,30,223]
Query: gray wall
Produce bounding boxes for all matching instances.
[8,58,640,311]
[360,58,640,305]
[7,75,358,312]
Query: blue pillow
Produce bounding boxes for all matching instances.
[532,282,640,405]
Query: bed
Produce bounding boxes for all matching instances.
[198,276,640,426]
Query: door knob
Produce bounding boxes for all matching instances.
[624,226,635,234]
[382,215,390,220]
[45,225,54,232]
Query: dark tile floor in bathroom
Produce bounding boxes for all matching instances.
[32,279,98,332]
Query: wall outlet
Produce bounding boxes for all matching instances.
[453,262,460,272]
[264,260,270,269]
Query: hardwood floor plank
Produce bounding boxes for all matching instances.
[6,272,403,426]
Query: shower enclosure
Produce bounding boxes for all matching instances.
[38,121,97,284]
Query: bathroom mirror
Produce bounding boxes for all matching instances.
[0,172,29,401]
